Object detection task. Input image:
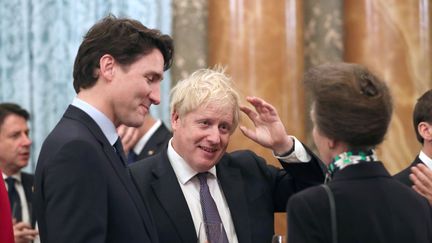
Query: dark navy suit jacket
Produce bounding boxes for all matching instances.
[394,156,422,186]
[288,162,432,243]
[129,146,324,243]
[34,106,159,243]
[136,122,171,160]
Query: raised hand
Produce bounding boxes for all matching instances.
[239,96,293,155]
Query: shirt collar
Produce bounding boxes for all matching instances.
[2,172,22,183]
[419,150,432,170]
[133,119,162,154]
[167,139,217,185]
[71,97,118,145]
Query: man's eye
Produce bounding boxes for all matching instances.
[146,76,154,83]
[219,125,230,133]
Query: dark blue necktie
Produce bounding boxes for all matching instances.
[113,138,127,167]
[127,150,138,164]
[197,173,229,243]
[5,177,22,222]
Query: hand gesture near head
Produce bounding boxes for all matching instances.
[240,96,293,155]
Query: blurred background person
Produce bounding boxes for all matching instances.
[0,103,38,243]
[287,63,432,243]
[395,90,432,204]
[118,113,172,164]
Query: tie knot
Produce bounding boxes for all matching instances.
[197,172,209,185]
[5,177,16,187]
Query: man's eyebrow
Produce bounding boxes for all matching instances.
[146,71,163,80]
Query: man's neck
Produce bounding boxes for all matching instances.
[422,142,432,159]
[0,167,19,177]
[77,88,114,125]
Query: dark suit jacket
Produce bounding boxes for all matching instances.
[136,122,172,160]
[33,106,159,243]
[393,156,422,186]
[287,162,432,243]
[21,172,35,226]
[129,147,324,243]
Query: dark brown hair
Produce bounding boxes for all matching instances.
[413,90,432,144]
[73,15,174,93]
[0,103,30,128]
[304,63,393,149]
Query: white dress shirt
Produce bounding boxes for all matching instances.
[274,136,311,162]
[166,136,310,242]
[2,172,31,224]
[419,150,432,170]
[167,139,239,243]
[132,119,162,154]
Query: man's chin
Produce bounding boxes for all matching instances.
[123,117,145,127]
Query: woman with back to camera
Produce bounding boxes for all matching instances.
[287,63,432,243]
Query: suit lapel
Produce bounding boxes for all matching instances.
[64,106,158,241]
[151,152,197,243]
[217,156,252,243]
[21,173,35,226]
[413,156,423,166]
[139,124,172,159]
[21,173,33,205]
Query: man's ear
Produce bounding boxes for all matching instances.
[418,122,432,142]
[327,137,336,150]
[171,111,179,131]
[99,54,115,81]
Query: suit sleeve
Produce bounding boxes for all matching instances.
[280,143,325,189]
[42,140,107,243]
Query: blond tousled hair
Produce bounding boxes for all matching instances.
[170,67,240,133]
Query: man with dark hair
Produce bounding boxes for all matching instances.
[395,90,432,202]
[0,103,38,243]
[34,15,173,243]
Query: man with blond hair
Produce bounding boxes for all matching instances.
[130,68,324,243]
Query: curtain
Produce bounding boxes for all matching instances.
[0,0,172,172]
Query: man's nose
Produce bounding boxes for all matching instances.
[22,134,32,146]
[207,127,221,144]
[149,83,161,105]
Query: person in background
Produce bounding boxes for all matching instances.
[287,63,432,243]
[0,103,38,243]
[394,89,432,204]
[117,113,172,164]
[33,15,173,243]
[129,67,324,243]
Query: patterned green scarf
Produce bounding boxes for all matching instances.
[327,149,378,180]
